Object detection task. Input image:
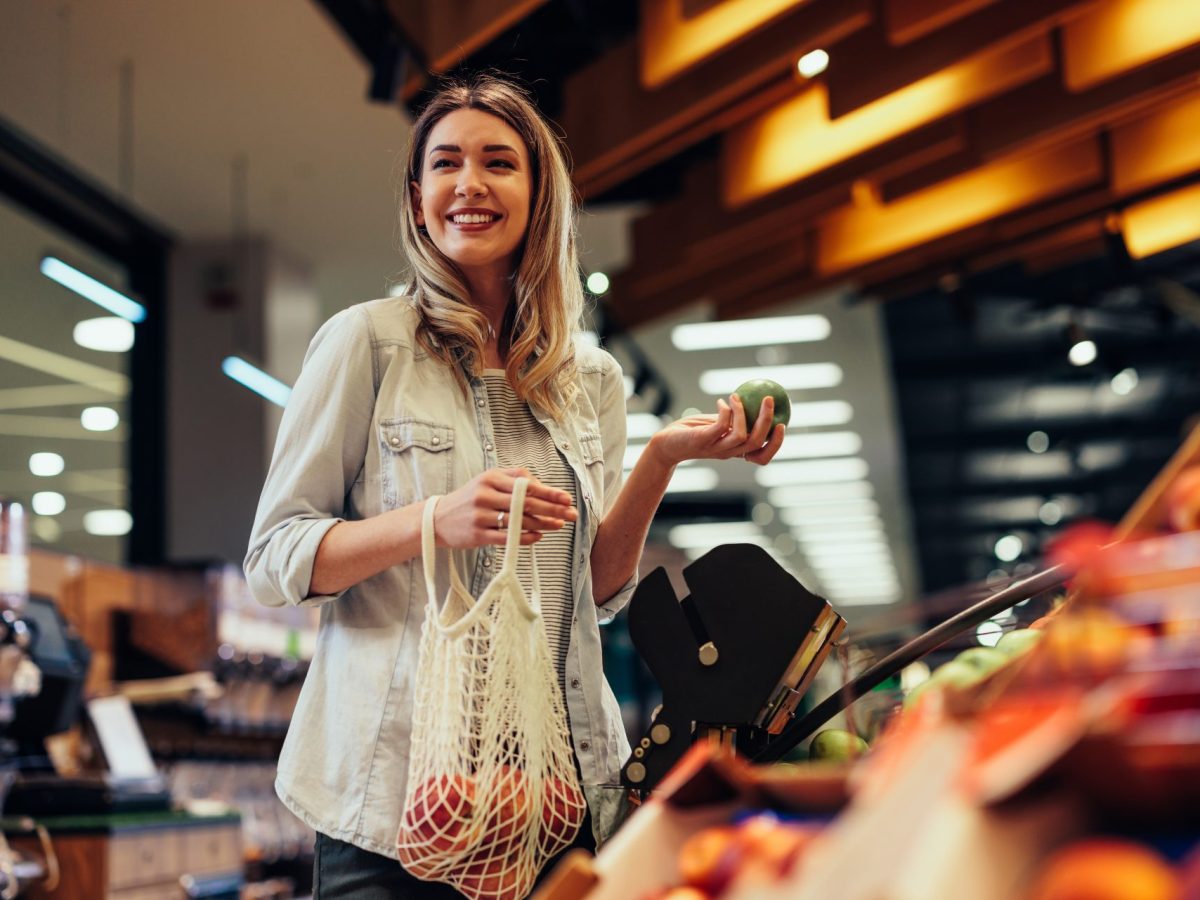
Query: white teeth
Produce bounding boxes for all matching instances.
[451,214,497,224]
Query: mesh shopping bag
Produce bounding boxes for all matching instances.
[397,478,587,900]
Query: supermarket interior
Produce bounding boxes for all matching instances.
[1,0,1199,898]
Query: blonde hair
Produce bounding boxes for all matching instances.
[398,73,584,420]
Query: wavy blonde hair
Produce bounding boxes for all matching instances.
[397,73,584,420]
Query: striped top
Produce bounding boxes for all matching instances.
[483,371,576,686]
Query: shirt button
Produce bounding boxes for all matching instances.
[483,558,492,568]
[562,441,570,450]
[579,740,590,751]
[485,442,493,451]
[389,436,400,446]
[431,437,440,446]
[477,398,485,407]
[570,678,581,689]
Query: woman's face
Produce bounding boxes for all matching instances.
[411,108,533,279]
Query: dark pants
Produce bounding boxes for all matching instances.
[312,816,595,899]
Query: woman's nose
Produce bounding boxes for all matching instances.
[456,165,486,198]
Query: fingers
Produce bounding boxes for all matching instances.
[726,395,748,444]
[745,423,786,465]
[489,469,577,521]
[747,395,774,447]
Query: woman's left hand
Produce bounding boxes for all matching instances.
[647,393,785,468]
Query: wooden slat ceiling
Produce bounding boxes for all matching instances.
[577,0,1200,327]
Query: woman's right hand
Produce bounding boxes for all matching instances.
[432,467,577,549]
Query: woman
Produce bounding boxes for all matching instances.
[245,73,784,897]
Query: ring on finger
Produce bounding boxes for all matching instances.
[497,511,506,529]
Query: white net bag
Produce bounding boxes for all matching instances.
[397,478,587,899]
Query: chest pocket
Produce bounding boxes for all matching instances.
[578,431,606,514]
[379,418,455,508]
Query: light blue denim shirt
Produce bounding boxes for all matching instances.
[244,297,636,859]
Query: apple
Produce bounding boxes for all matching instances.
[928,659,981,690]
[398,772,477,867]
[1026,838,1180,900]
[479,765,531,848]
[996,628,1042,657]
[678,825,741,894]
[955,646,1008,675]
[808,729,868,761]
[734,378,791,435]
[456,857,529,900]
[1166,465,1200,532]
[538,775,585,853]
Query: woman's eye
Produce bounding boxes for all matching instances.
[430,159,454,169]
[489,159,516,169]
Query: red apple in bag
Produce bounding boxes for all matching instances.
[480,765,531,845]
[400,772,477,861]
[538,775,584,851]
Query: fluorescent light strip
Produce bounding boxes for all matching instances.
[767,481,874,505]
[626,413,664,440]
[778,498,880,519]
[74,317,135,353]
[0,413,123,441]
[41,256,146,323]
[792,521,886,539]
[832,593,903,606]
[0,334,128,396]
[672,314,830,350]
[665,467,720,494]
[0,384,116,412]
[222,357,292,407]
[668,520,760,548]
[700,363,843,395]
[787,400,854,427]
[802,544,892,558]
[756,457,868,487]
[779,508,879,527]
[683,535,773,559]
[773,431,862,461]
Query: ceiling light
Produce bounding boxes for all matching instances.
[1068,339,1097,366]
[84,509,133,536]
[81,407,120,431]
[755,456,868,487]
[786,400,853,427]
[976,621,1004,647]
[1026,430,1050,454]
[778,498,879,520]
[1038,500,1064,525]
[668,520,760,549]
[700,363,842,395]
[751,502,774,526]
[789,515,885,536]
[797,48,830,79]
[586,272,610,295]
[222,357,292,408]
[802,543,891,559]
[830,591,902,606]
[33,516,61,543]
[774,431,862,460]
[767,481,874,505]
[29,452,65,476]
[994,534,1023,562]
[781,508,878,527]
[73,317,135,353]
[41,256,146,323]
[626,413,664,440]
[671,314,830,350]
[32,491,66,516]
[664,467,719,494]
[1110,367,1138,395]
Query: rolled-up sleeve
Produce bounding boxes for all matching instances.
[593,352,638,622]
[244,306,376,608]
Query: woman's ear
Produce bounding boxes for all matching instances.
[410,181,424,227]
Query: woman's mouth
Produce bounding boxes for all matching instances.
[448,212,502,231]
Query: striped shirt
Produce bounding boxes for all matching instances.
[483,371,576,685]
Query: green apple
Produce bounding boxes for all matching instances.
[955,646,1008,675]
[734,379,791,434]
[928,659,981,689]
[808,729,869,762]
[996,628,1042,657]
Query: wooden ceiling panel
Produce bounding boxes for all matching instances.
[561,0,872,197]
[824,0,1095,118]
[722,35,1050,207]
[1062,0,1200,92]
[1111,92,1200,196]
[1122,183,1200,260]
[884,0,998,45]
[639,0,810,89]
[815,139,1105,276]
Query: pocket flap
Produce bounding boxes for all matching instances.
[380,419,454,452]
[579,431,604,464]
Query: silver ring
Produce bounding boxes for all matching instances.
[497,511,506,529]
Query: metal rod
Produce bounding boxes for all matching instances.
[752,563,1071,762]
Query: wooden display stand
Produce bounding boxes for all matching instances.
[7,810,242,900]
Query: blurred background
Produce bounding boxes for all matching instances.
[1,0,1199,896]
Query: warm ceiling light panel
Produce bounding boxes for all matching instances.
[816,139,1103,275]
[640,0,809,88]
[1062,0,1200,92]
[1110,91,1200,195]
[1122,183,1200,260]
[723,34,1051,206]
